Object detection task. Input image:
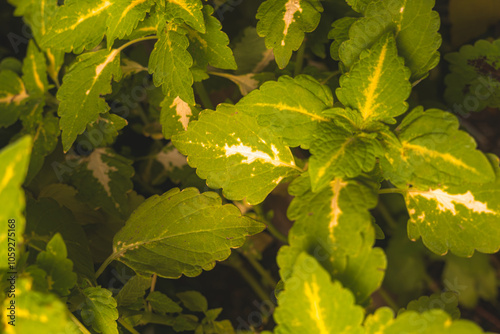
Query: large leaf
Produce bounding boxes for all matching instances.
[338,0,441,81]
[112,187,264,278]
[57,49,122,152]
[274,252,364,334]
[381,107,495,189]
[256,0,323,68]
[40,0,112,53]
[70,148,134,217]
[81,286,119,334]
[106,0,155,47]
[0,136,32,272]
[172,104,300,204]
[8,0,58,45]
[237,75,333,148]
[403,154,500,256]
[364,307,485,334]
[336,34,411,124]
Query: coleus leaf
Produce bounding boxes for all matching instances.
[328,17,357,62]
[237,75,333,149]
[404,154,500,256]
[22,40,48,97]
[147,291,183,314]
[186,6,237,73]
[274,252,365,334]
[256,0,323,69]
[381,107,495,189]
[34,233,77,296]
[164,0,205,33]
[364,307,485,334]
[177,291,208,313]
[8,0,58,45]
[112,187,264,278]
[338,0,441,81]
[159,92,198,140]
[0,70,29,127]
[57,48,122,152]
[172,104,300,204]
[70,148,134,218]
[41,0,112,53]
[401,291,460,319]
[0,136,31,271]
[81,286,119,334]
[106,0,155,48]
[345,0,371,13]
[444,39,500,112]
[116,275,152,307]
[336,34,411,125]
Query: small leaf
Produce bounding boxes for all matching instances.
[22,40,48,97]
[177,291,208,313]
[274,252,364,334]
[256,0,323,68]
[147,291,183,314]
[113,187,264,278]
[81,286,119,334]
[35,233,77,296]
[160,94,197,139]
[165,0,205,33]
[57,48,122,152]
[401,292,461,320]
[172,104,300,204]
[233,27,271,74]
[116,275,152,307]
[0,70,28,127]
[106,0,155,47]
[0,136,32,271]
[328,17,357,61]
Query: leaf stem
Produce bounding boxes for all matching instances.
[320,70,341,85]
[194,81,214,110]
[67,311,92,334]
[253,205,288,244]
[294,41,306,77]
[225,253,271,303]
[376,201,399,230]
[239,250,277,288]
[118,318,141,334]
[95,252,121,279]
[378,188,406,195]
[116,36,157,53]
[378,287,399,311]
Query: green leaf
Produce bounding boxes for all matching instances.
[209,72,260,96]
[338,0,441,81]
[233,27,271,74]
[22,40,48,97]
[401,292,460,320]
[2,278,79,334]
[381,107,495,189]
[0,136,32,271]
[187,6,237,72]
[346,0,370,13]
[41,0,112,53]
[35,233,77,296]
[256,0,323,68]
[106,0,155,48]
[442,253,497,308]
[0,70,28,127]
[308,116,383,192]
[9,0,58,45]
[328,17,357,61]
[364,307,485,334]
[159,94,198,139]
[57,48,123,152]
[81,286,119,334]
[404,154,500,256]
[147,291,183,314]
[149,22,195,105]
[444,39,500,112]
[81,113,128,147]
[70,148,134,217]
[177,291,208,313]
[274,252,364,334]
[165,0,205,33]
[25,197,96,282]
[336,34,411,124]
[116,275,152,307]
[113,187,264,278]
[172,104,300,204]
[237,75,333,148]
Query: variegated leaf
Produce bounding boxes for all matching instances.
[165,0,205,33]
[172,104,300,204]
[106,0,155,47]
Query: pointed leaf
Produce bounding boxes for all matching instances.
[0,70,28,127]
[339,0,441,81]
[336,34,411,124]
[106,0,155,47]
[237,75,333,148]
[22,40,48,97]
[177,291,208,313]
[70,148,134,217]
[160,94,197,139]
[0,136,31,271]
[274,252,364,334]
[116,275,152,307]
[57,49,122,152]
[81,286,119,334]
[172,104,300,204]
[147,291,183,314]
[256,0,323,68]
[165,0,205,33]
[41,0,112,53]
[9,0,58,45]
[113,187,264,278]
[404,154,500,256]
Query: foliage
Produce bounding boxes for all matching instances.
[1,0,499,333]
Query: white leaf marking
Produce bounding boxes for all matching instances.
[282,0,302,46]
[170,96,192,130]
[329,179,348,241]
[224,143,295,167]
[156,145,187,171]
[86,149,117,197]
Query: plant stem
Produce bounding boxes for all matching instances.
[294,41,306,77]
[240,250,277,288]
[378,287,399,311]
[266,221,288,244]
[320,70,341,85]
[95,252,121,279]
[226,253,270,303]
[68,311,92,334]
[376,201,399,230]
[118,318,141,334]
[378,188,406,195]
[117,36,157,53]
[194,81,214,110]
